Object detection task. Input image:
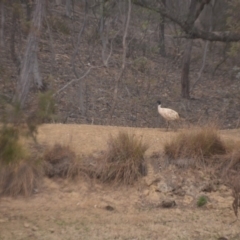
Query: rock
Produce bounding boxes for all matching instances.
[157,181,173,193]
[183,184,198,196]
[49,228,55,233]
[182,195,194,205]
[105,205,114,211]
[161,199,176,208]
[32,226,38,231]
[24,222,30,228]
[173,187,186,196]
[144,176,161,187]
[149,192,160,202]
[206,203,214,209]
[201,183,216,192]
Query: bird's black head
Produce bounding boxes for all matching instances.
[157,100,161,105]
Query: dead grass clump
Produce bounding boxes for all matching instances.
[97,132,148,185]
[221,150,240,180]
[0,159,43,197]
[230,175,240,218]
[164,126,226,167]
[43,144,78,178]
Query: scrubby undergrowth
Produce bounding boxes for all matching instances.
[96,131,148,185]
[164,125,227,168]
[0,93,57,197]
[43,144,79,178]
[0,159,43,197]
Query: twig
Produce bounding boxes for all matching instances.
[191,40,209,91]
[105,30,120,66]
[54,66,93,96]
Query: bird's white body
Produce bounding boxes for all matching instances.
[157,101,179,130]
[158,105,179,121]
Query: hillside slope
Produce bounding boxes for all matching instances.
[0,124,240,240]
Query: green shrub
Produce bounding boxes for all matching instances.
[197,195,208,207]
[0,126,26,165]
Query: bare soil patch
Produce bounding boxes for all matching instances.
[0,124,240,240]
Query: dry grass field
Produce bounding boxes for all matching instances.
[0,124,240,240]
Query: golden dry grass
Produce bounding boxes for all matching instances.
[0,159,43,197]
[164,125,227,167]
[43,144,78,178]
[1,124,240,239]
[96,131,148,185]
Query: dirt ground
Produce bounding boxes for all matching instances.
[1,124,240,240]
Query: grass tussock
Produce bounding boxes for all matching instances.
[197,195,208,207]
[43,144,78,178]
[164,125,226,167]
[0,159,43,197]
[97,132,148,185]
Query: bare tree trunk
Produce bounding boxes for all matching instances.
[32,52,42,88]
[10,7,17,59]
[0,1,4,47]
[15,0,46,107]
[71,0,88,116]
[65,0,72,18]
[180,0,200,99]
[99,0,108,67]
[109,0,131,119]
[24,0,33,22]
[159,0,166,57]
[181,39,193,99]
[99,0,117,67]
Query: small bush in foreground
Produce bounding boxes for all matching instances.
[197,195,208,207]
[0,159,43,197]
[44,144,78,178]
[164,125,226,167]
[97,132,148,185]
[0,125,43,197]
[0,126,27,165]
